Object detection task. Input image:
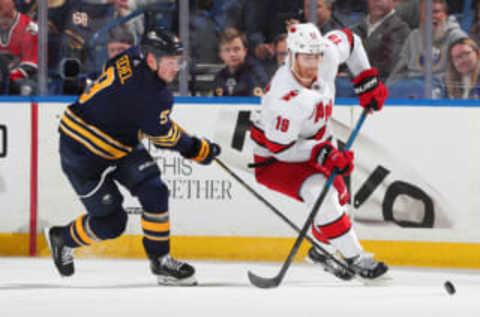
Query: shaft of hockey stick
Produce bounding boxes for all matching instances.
[214,157,356,277]
[248,107,370,288]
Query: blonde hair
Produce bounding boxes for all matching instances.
[446,38,480,99]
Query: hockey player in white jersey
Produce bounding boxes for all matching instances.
[250,23,389,280]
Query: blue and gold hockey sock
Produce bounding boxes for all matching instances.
[63,214,100,248]
[141,210,170,257]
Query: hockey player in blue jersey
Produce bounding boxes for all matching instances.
[44,27,221,286]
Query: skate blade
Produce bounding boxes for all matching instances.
[156,275,198,286]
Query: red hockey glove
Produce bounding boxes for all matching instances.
[310,141,354,176]
[9,69,27,82]
[351,68,388,111]
[184,137,221,165]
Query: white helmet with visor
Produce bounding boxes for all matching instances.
[286,23,327,67]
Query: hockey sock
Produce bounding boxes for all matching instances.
[64,210,127,248]
[314,213,362,258]
[142,210,170,256]
[64,214,100,248]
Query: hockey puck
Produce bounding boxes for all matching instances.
[444,280,455,295]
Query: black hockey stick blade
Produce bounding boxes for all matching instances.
[247,270,281,289]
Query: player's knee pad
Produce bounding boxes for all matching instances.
[135,176,169,212]
[89,209,128,240]
[80,179,124,218]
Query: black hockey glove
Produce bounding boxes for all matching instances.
[183,137,221,165]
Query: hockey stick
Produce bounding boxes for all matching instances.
[214,157,356,277]
[247,107,370,288]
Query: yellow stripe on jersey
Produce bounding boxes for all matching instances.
[60,111,131,160]
[61,115,126,159]
[64,29,85,49]
[66,109,132,152]
[59,124,115,160]
[143,121,183,147]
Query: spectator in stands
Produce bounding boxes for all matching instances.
[445,37,480,99]
[14,0,37,19]
[188,0,222,64]
[333,0,367,14]
[107,25,135,59]
[274,34,288,65]
[233,0,302,61]
[387,0,467,91]
[330,0,366,26]
[0,0,38,95]
[264,33,288,79]
[102,0,165,44]
[395,0,467,36]
[470,1,480,46]
[395,0,421,30]
[351,0,410,81]
[213,27,268,97]
[267,0,345,57]
[303,0,345,34]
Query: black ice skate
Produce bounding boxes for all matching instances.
[150,254,197,286]
[306,247,354,281]
[346,253,389,279]
[44,226,74,277]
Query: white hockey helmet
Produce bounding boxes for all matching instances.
[286,23,326,66]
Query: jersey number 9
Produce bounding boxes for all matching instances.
[79,67,115,104]
[275,116,290,132]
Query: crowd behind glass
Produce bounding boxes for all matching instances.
[1,0,479,99]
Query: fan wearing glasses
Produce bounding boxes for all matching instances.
[445,37,480,99]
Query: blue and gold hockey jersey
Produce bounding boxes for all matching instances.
[59,46,194,160]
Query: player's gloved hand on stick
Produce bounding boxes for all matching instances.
[183,137,221,165]
[310,141,354,176]
[351,68,388,111]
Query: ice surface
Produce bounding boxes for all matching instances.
[0,258,479,316]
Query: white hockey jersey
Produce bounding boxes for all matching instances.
[251,29,371,162]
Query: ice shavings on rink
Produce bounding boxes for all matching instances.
[0,258,479,317]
